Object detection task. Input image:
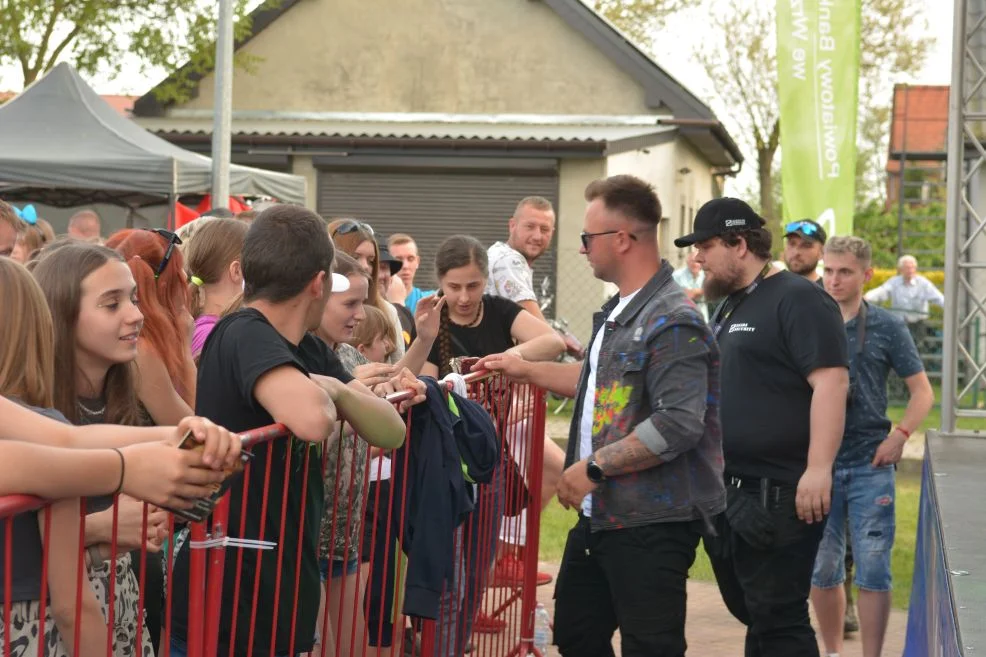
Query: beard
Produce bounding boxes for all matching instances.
[703,261,746,301]
[785,257,819,276]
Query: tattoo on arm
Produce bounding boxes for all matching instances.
[594,435,663,476]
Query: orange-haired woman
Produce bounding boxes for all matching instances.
[105,228,196,424]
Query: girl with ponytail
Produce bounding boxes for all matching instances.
[181,217,248,357]
[105,228,196,424]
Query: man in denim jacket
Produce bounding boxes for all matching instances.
[479,175,725,657]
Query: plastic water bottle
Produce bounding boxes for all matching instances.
[533,602,551,655]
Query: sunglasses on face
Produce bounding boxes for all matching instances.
[147,228,183,279]
[579,230,638,250]
[334,220,375,238]
[785,220,821,237]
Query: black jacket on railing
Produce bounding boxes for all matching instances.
[367,376,498,625]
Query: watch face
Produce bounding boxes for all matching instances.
[587,461,604,483]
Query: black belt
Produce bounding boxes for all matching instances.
[726,475,790,508]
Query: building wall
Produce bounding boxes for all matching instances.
[176,0,654,116]
[556,158,608,343]
[605,138,715,269]
[291,155,318,209]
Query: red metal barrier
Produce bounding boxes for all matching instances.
[0,372,546,657]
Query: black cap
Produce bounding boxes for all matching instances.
[379,247,403,275]
[783,219,827,244]
[674,198,766,247]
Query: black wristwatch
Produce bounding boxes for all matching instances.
[586,459,606,484]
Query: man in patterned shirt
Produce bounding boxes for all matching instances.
[486,196,555,321]
[812,237,933,657]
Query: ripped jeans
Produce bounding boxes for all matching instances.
[812,463,895,592]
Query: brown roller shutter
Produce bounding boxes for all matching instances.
[317,169,559,309]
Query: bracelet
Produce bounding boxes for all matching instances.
[111,448,125,495]
[895,426,911,439]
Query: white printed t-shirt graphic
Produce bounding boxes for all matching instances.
[579,289,640,517]
[486,241,536,303]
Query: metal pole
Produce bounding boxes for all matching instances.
[210,0,234,208]
[941,0,968,433]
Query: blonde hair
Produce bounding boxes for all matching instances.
[0,258,55,407]
[350,304,394,357]
[183,217,249,318]
[0,199,25,236]
[16,218,56,257]
[825,236,872,268]
[175,216,215,251]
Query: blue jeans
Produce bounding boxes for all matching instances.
[169,636,298,657]
[812,463,895,592]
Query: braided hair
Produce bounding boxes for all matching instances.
[434,235,488,377]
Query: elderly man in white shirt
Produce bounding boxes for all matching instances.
[864,254,944,350]
[864,255,944,323]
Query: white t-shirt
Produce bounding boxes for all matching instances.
[579,289,640,516]
[486,241,536,303]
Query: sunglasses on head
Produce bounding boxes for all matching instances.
[785,220,820,237]
[334,220,375,238]
[147,228,183,279]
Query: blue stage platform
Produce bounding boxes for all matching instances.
[904,432,986,656]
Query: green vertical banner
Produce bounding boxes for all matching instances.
[776,0,860,236]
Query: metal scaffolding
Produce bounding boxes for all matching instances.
[942,0,986,435]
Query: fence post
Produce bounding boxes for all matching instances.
[520,386,547,656]
[203,497,231,657]
[185,522,208,657]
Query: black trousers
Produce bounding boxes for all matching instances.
[705,482,826,657]
[553,514,701,657]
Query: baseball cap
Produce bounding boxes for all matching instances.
[379,247,404,276]
[330,272,351,292]
[783,219,827,244]
[674,198,766,248]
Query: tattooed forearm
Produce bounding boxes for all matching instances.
[594,435,663,476]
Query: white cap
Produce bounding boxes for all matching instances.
[331,272,350,293]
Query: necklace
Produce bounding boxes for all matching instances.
[451,300,484,328]
[77,399,107,418]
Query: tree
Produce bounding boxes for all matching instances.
[591,0,933,234]
[0,0,275,101]
[592,0,692,43]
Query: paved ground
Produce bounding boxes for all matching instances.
[538,412,917,656]
[530,561,907,657]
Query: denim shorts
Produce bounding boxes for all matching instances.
[319,556,359,582]
[812,463,895,592]
[170,637,298,657]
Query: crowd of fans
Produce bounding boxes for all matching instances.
[0,196,566,657]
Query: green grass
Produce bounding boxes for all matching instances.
[886,403,986,434]
[538,471,921,609]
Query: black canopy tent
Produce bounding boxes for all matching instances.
[0,63,305,211]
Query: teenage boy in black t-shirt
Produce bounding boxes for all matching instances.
[170,205,408,657]
[677,198,849,657]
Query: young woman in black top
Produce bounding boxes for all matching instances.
[422,235,563,655]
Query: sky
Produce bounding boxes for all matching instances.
[0,0,955,94]
[0,0,958,201]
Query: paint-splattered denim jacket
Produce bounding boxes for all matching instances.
[565,262,727,531]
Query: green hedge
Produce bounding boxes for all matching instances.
[866,268,945,293]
